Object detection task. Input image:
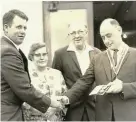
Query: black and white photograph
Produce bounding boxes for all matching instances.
[1,0,136,121]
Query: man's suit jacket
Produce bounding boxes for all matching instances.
[66,47,136,121]
[52,46,100,121]
[1,36,51,121]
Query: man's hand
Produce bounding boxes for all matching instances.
[50,97,64,109]
[106,78,123,94]
[56,96,69,105]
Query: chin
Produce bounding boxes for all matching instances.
[17,40,24,45]
[76,43,83,47]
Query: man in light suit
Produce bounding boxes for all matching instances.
[59,18,136,121]
[1,9,62,121]
[52,22,100,121]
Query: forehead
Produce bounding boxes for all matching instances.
[69,23,86,32]
[35,46,47,54]
[12,15,27,25]
[100,22,117,36]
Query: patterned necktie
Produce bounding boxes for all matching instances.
[113,49,118,66]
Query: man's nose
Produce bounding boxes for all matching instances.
[104,36,109,43]
[19,30,25,35]
[40,55,44,59]
[20,27,26,34]
[75,32,79,37]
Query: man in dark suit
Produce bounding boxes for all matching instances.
[58,18,136,121]
[1,9,62,121]
[52,22,100,121]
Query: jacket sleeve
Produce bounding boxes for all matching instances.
[122,81,136,99]
[1,52,51,113]
[65,56,95,104]
[121,49,136,100]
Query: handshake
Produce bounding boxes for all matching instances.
[50,96,69,109]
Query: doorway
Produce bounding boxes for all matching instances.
[42,1,94,66]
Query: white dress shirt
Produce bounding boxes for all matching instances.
[67,42,94,75]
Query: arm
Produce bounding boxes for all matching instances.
[65,57,95,104]
[122,82,136,99]
[1,52,61,112]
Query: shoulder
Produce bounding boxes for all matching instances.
[54,46,69,55]
[89,46,101,58]
[92,47,101,54]
[1,40,19,58]
[1,37,22,65]
[129,47,136,52]
[129,47,136,56]
[92,49,105,61]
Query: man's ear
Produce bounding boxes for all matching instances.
[3,24,9,32]
[117,26,122,33]
[115,25,122,36]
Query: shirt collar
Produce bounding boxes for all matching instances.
[67,42,94,52]
[4,35,20,50]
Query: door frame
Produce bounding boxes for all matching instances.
[42,1,94,66]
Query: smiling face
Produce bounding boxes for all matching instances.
[100,19,122,50]
[4,15,27,45]
[69,23,87,50]
[33,46,48,68]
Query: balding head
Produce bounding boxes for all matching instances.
[99,18,123,50]
[100,18,121,34]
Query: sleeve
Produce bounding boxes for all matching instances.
[121,50,136,100]
[65,57,95,104]
[122,82,136,99]
[1,54,51,113]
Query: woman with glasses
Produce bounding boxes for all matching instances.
[22,42,67,121]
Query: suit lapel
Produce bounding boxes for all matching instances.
[68,51,82,74]
[2,36,31,81]
[102,51,112,81]
[120,48,130,68]
[19,49,31,81]
[19,49,28,71]
[102,49,130,81]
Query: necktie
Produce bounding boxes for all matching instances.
[113,50,118,66]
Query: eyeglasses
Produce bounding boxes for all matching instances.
[69,30,84,36]
[34,53,48,57]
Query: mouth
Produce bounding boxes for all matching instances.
[74,38,82,42]
[39,61,45,63]
[18,35,25,39]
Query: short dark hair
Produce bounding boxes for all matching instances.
[3,9,28,27]
[28,43,47,61]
